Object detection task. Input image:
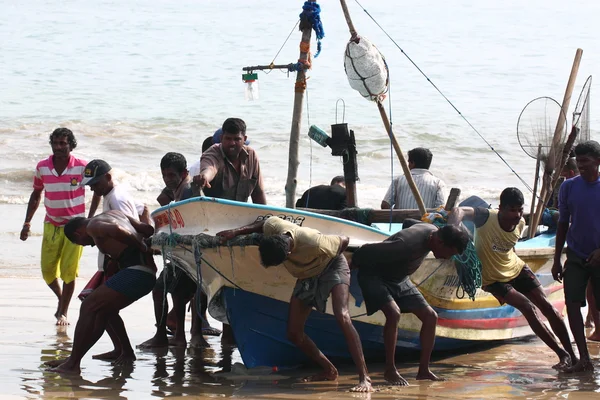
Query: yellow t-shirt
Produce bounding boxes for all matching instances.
[474,209,526,286]
[263,216,342,279]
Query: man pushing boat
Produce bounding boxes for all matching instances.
[217,216,372,392]
[350,222,469,385]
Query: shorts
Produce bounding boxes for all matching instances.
[292,254,350,313]
[155,265,197,299]
[105,266,156,301]
[358,272,429,316]
[41,222,83,284]
[563,248,600,308]
[482,265,541,304]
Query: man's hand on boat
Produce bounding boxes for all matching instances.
[216,229,238,243]
[192,174,211,189]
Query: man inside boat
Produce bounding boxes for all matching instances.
[48,210,157,374]
[449,187,577,370]
[381,147,445,210]
[140,152,219,351]
[350,222,469,385]
[193,117,266,205]
[216,216,373,392]
[553,140,600,372]
[295,175,347,210]
[193,117,267,344]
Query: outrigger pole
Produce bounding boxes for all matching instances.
[339,0,426,215]
[529,48,582,237]
[241,0,320,209]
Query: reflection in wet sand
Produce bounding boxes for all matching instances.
[3,278,600,399]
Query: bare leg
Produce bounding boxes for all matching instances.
[503,289,571,369]
[287,296,338,382]
[221,324,236,346]
[564,300,594,373]
[525,286,577,366]
[50,285,133,374]
[169,294,188,348]
[189,302,209,348]
[586,280,600,341]
[92,321,123,360]
[330,284,372,392]
[585,280,594,328]
[380,301,408,386]
[138,288,169,349]
[48,279,62,321]
[412,306,444,381]
[56,280,75,326]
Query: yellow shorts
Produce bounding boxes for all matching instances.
[41,222,83,284]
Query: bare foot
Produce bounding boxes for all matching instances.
[137,335,169,349]
[50,361,81,375]
[349,376,373,392]
[44,358,68,368]
[189,334,209,348]
[588,330,600,342]
[563,359,594,373]
[92,349,121,360]
[552,353,573,370]
[169,336,187,348]
[55,315,69,326]
[416,369,445,381]
[384,368,409,386]
[300,368,338,382]
[112,352,136,366]
[585,314,594,328]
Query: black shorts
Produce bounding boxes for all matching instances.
[155,264,197,299]
[482,265,541,304]
[292,254,350,313]
[563,248,600,308]
[357,272,429,316]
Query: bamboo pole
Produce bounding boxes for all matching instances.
[528,144,542,234]
[285,1,314,208]
[529,48,582,236]
[377,101,427,215]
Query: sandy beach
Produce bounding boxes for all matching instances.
[0,273,599,399]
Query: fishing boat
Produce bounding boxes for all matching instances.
[151,196,564,368]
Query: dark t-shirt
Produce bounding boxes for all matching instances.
[295,184,347,210]
[352,223,437,279]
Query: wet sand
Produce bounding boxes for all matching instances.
[1,278,600,399]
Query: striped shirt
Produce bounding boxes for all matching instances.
[383,169,445,209]
[33,155,87,226]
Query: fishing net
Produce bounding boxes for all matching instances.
[343,37,389,101]
[572,75,592,143]
[517,96,568,165]
[422,208,482,301]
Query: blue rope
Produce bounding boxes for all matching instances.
[300,1,325,58]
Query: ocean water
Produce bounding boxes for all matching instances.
[1,0,599,209]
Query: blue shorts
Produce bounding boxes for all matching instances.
[105,266,156,301]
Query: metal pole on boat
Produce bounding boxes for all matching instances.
[285,0,315,208]
[529,48,582,237]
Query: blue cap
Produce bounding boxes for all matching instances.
[212,128,250,145]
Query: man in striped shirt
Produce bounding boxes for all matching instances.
[381,147,446,210]
[20,128,99,326]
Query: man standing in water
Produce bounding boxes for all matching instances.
[553,140,600,372]
[350,223,469,385]
[193,117,267,344]
[450,187,576,370]
[217,216,372,392]
[49,210,157,374]
[20,128,100,326]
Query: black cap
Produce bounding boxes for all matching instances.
[81,159,111,186]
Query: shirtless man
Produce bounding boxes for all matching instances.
[218,216,372,392]
[48,210,157,374]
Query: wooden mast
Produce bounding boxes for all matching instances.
[285,1,315,208]
[528,48,582,237]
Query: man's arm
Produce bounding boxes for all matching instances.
[125,214,154,238]
[552,221,569,282]
[381,182,394,209]
[88,220,149,255]
[88,193,101,218]
[447,206,476,225]
[193,149,220,189]
[216,219,266,242]
[251,183,267,205]
[20,188,43,241]
[434,180,446,208]
[139,205,151,225]
[381,200,391,209]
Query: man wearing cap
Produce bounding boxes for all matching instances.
[194,118,266,204]
[81,159,149,363]
[20,128,100,326]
